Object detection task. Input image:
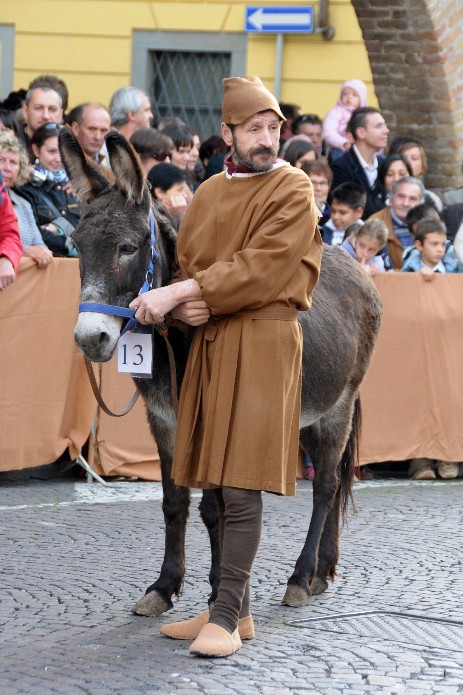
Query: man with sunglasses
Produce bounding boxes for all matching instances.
[19,85,63,161]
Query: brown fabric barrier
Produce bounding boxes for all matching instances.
[0,258,95,470]
[359,273,463,464]
[1,260,462,477]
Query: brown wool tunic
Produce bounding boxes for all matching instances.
[171,164,322,496]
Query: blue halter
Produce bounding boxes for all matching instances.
[79,209,159,336]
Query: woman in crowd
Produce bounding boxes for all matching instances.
[0,132,52,268]
[15,123,79,257]
[388,136,443,211]
[160,124,194,171]
[130,127,174,177]
[283,140,316,168]
[147,162,190,227]
[199,135,228,180]
[300,159,333,226]
[378,154,412,204]
[186,129,202,191]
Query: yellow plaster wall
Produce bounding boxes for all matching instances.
[2,0,377,116]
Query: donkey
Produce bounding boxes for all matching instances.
[60,128,382,617]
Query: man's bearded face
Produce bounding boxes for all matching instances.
[231,111,281,172]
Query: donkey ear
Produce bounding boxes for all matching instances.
[59,127,110,203]
[105,130,146,205]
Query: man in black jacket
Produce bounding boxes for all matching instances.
[330,107,389,219]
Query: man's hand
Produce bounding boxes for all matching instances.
[172,300,211,326]
[129,279,203,325]
[0,255,15,290]
[419,267,435,282]
[24,246,53,268]
[130,286,176,325]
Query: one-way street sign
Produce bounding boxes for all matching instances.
[245,6,314,33]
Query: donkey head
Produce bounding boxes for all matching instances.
[60,128,154,361]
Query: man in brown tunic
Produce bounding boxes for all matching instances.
[130,76,322,657]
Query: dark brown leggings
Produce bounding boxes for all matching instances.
[209,487,263,634]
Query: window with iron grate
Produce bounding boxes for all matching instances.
[150,50,231,140]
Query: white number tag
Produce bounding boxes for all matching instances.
[118,332,152,375]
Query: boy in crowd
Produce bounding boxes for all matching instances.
[322,181,365,245]
[404,203,441,236]
[401,218,462,279]
[402,203,441,266]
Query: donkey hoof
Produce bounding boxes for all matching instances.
[131,590,170,617]
[310,576,329,596]
[281,584,310,607]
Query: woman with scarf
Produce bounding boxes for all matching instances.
[15,123,80,257]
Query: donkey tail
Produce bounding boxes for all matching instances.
[340,395,361,523]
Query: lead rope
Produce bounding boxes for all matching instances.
[156,323,179,416]
[84,323,178,418]
[84,358,140,417]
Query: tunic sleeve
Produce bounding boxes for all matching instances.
[194,173,322,314]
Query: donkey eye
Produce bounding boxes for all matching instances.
[118,244,138,256]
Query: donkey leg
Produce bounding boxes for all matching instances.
[310,488,342,596]
[132,416,190,617]
[312,397,359,596]
[132,472,190,616]
[283,399,356,607]
[282,474,338,607]
[198,488,220,606]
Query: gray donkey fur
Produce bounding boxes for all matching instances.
[60,128,382,616]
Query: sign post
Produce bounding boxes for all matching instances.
[245,6,314,99]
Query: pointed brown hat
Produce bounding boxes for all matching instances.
[222,76,286,125]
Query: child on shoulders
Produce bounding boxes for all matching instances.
[341,218,388,277]
[323,79,367,163]
[401,218,462,279]
[322,181,365,246]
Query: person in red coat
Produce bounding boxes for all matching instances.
[0,172,22,290]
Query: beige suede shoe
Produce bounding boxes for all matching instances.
[160,611,255,640]
[410,458,436,480]
[160,610,209,639]
[436,461,459,479]
[189,623,242,657]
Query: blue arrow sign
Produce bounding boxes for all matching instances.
[246,6,314,33]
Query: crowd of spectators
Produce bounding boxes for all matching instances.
[1,72,462,480]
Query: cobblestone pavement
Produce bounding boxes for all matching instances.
[1,476,462,694]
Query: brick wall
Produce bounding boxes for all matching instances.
[352,0,463,193]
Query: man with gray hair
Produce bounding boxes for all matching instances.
[109,86,153,140]
[369,176,425,268]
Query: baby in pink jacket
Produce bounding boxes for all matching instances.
[323,79,367,161]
